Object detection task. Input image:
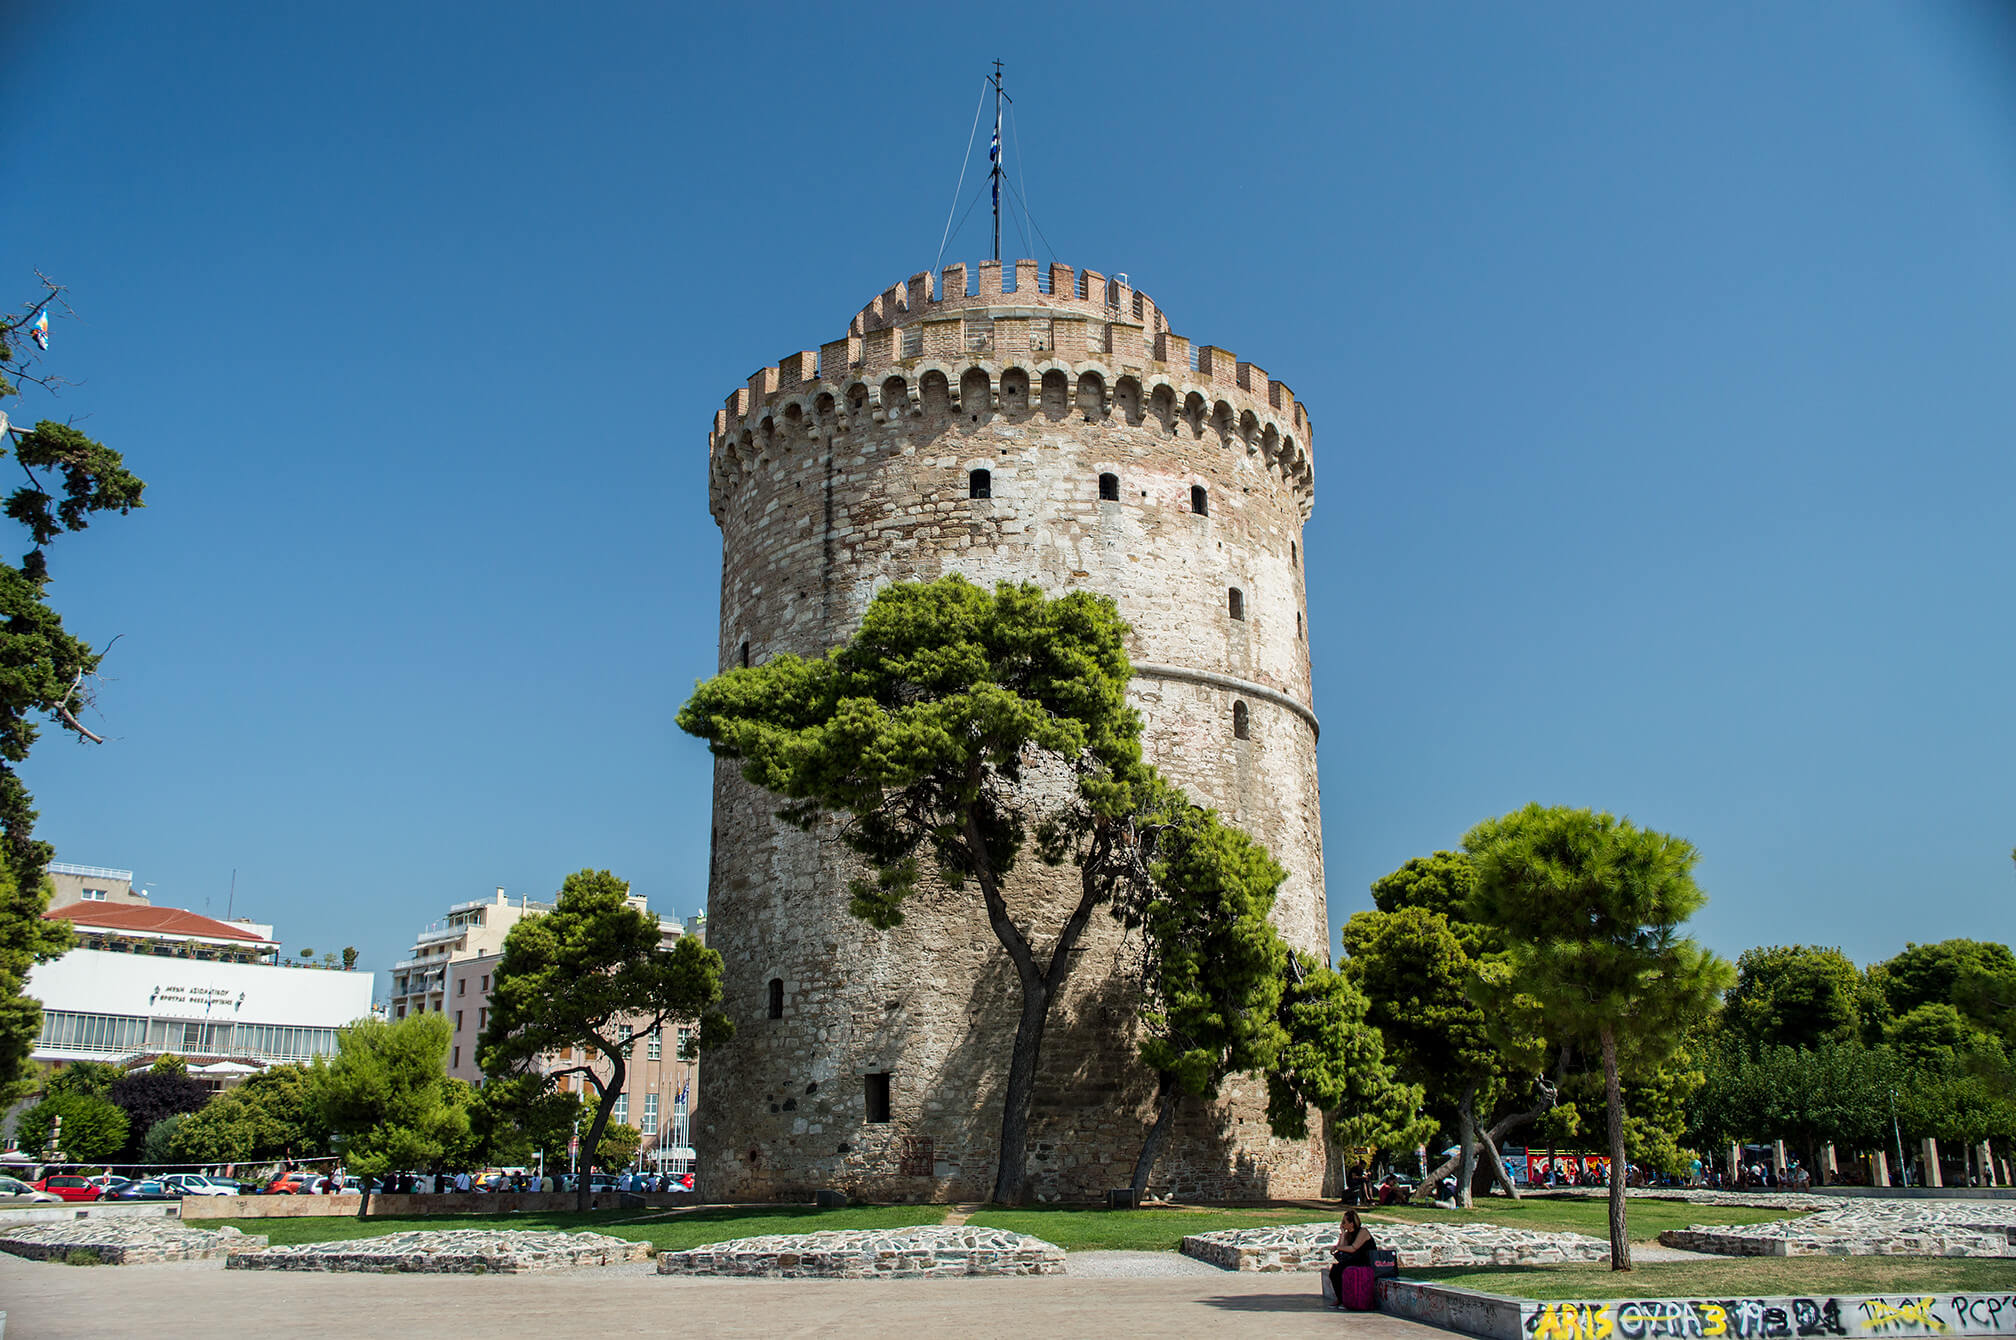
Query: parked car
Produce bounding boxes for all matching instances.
[265,1173,319,1195]
[107,1178,176,1201]
[160,1174,238,1198]
[31,1175,103,1202]
[0,1175,59,1205]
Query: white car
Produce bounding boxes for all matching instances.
[161,1174,238,1197]
[0,1174,59,1205]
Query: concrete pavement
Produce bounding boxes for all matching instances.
[0,1252,1447,1338]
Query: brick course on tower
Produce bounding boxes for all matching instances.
[699,259,1328,1202]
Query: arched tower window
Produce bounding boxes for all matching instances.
[1228,588,1245,621]
[1191,485,1208,516]
[1297,612,1303,640]
[969,469,991,500]
[1290,541,1298,567]
[1098,473,1119,502]
[739,640,750,669]
[1233,700,1250,740]
[767,978,784,1020]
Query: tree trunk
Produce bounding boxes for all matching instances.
[1415,1096,1551,1204]
[1600,1023,1631,1271]
[992,973,1053,1205]
[1456,1083,1478,1209]
[1130,1074,1181,1203]
[1478,1125,1523,1201]
[972,809,1109,1206]
[576,1049,627,1213]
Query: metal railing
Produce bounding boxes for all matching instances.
[50,862,134,881]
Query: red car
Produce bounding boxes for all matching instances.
[265,1173,319,1195]
[31,1175,102,1202]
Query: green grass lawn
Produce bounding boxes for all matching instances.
[211,1195,1799,1258]
[211,1204,950,1253]
[1366,1196,1798,1241]
[964,1197,1796,1252]
[1414,1256,2016,1300]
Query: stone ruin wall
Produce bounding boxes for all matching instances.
[696,258,1329,1202]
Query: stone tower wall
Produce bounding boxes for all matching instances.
[697,259,1329,1202]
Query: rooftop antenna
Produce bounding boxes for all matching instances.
[227,868,236,920]
[989,59,1009,264]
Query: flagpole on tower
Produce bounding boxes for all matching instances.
[990,60,1007,264]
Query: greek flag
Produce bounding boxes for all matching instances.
[990,127,1000,208]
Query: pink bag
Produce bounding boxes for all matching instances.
[1340,1265,1377,1311]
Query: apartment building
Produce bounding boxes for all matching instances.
[397,886,704,1173]
[46,861,151,910]
[387,888,553,1020]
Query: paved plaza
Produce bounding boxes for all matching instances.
[0,1250,1437,1339]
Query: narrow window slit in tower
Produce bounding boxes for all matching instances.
[1099,473,1119,502]
[740,640,750,669]
[1290,540,1298,567]
[969,469,991,500]
[1233,700,1250,740]
[1228,588,1245,621]
[1191,485,1208,516]
[767,978,784,1020]
[865,1072,892,1124]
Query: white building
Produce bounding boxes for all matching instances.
[28,949,375,1068]
[26,864,374,1072]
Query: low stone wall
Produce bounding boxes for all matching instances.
[1508,1291,2010,1340]
[0,1220,263,1265]
[1659,1198,2016,1258]
[225,1229,648,1273]
[1180,1220,1611,1272]
[1816,1186,2016,1202]
[1662,1225,2010,1257]
[182,1190,690,1220]
[1378,1281,1526,1340]
[0,1202,179,1227]
[656,1227,1065,1279]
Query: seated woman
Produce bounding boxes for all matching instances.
[1328,1209,1377,1306]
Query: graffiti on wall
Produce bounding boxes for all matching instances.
[1530,1155,1611,1185]
[1523,1294,2016,1340]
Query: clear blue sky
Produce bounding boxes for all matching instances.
[5,3,2011,985]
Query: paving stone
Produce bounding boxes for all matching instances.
[226,1229,649,1273]
[655,1226,1065,1278]
[0,1219,263,1265]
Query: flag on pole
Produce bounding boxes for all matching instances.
[990,126,1000,209]
[29,311,48,351]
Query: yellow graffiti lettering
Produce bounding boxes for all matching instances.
[1858,1298,1945,1334]
[1699,1304,1727,1337]
[1532,1303,1616,1340]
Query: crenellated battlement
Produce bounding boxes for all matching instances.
[844,260,1171,341]
[708,260,1316,519]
